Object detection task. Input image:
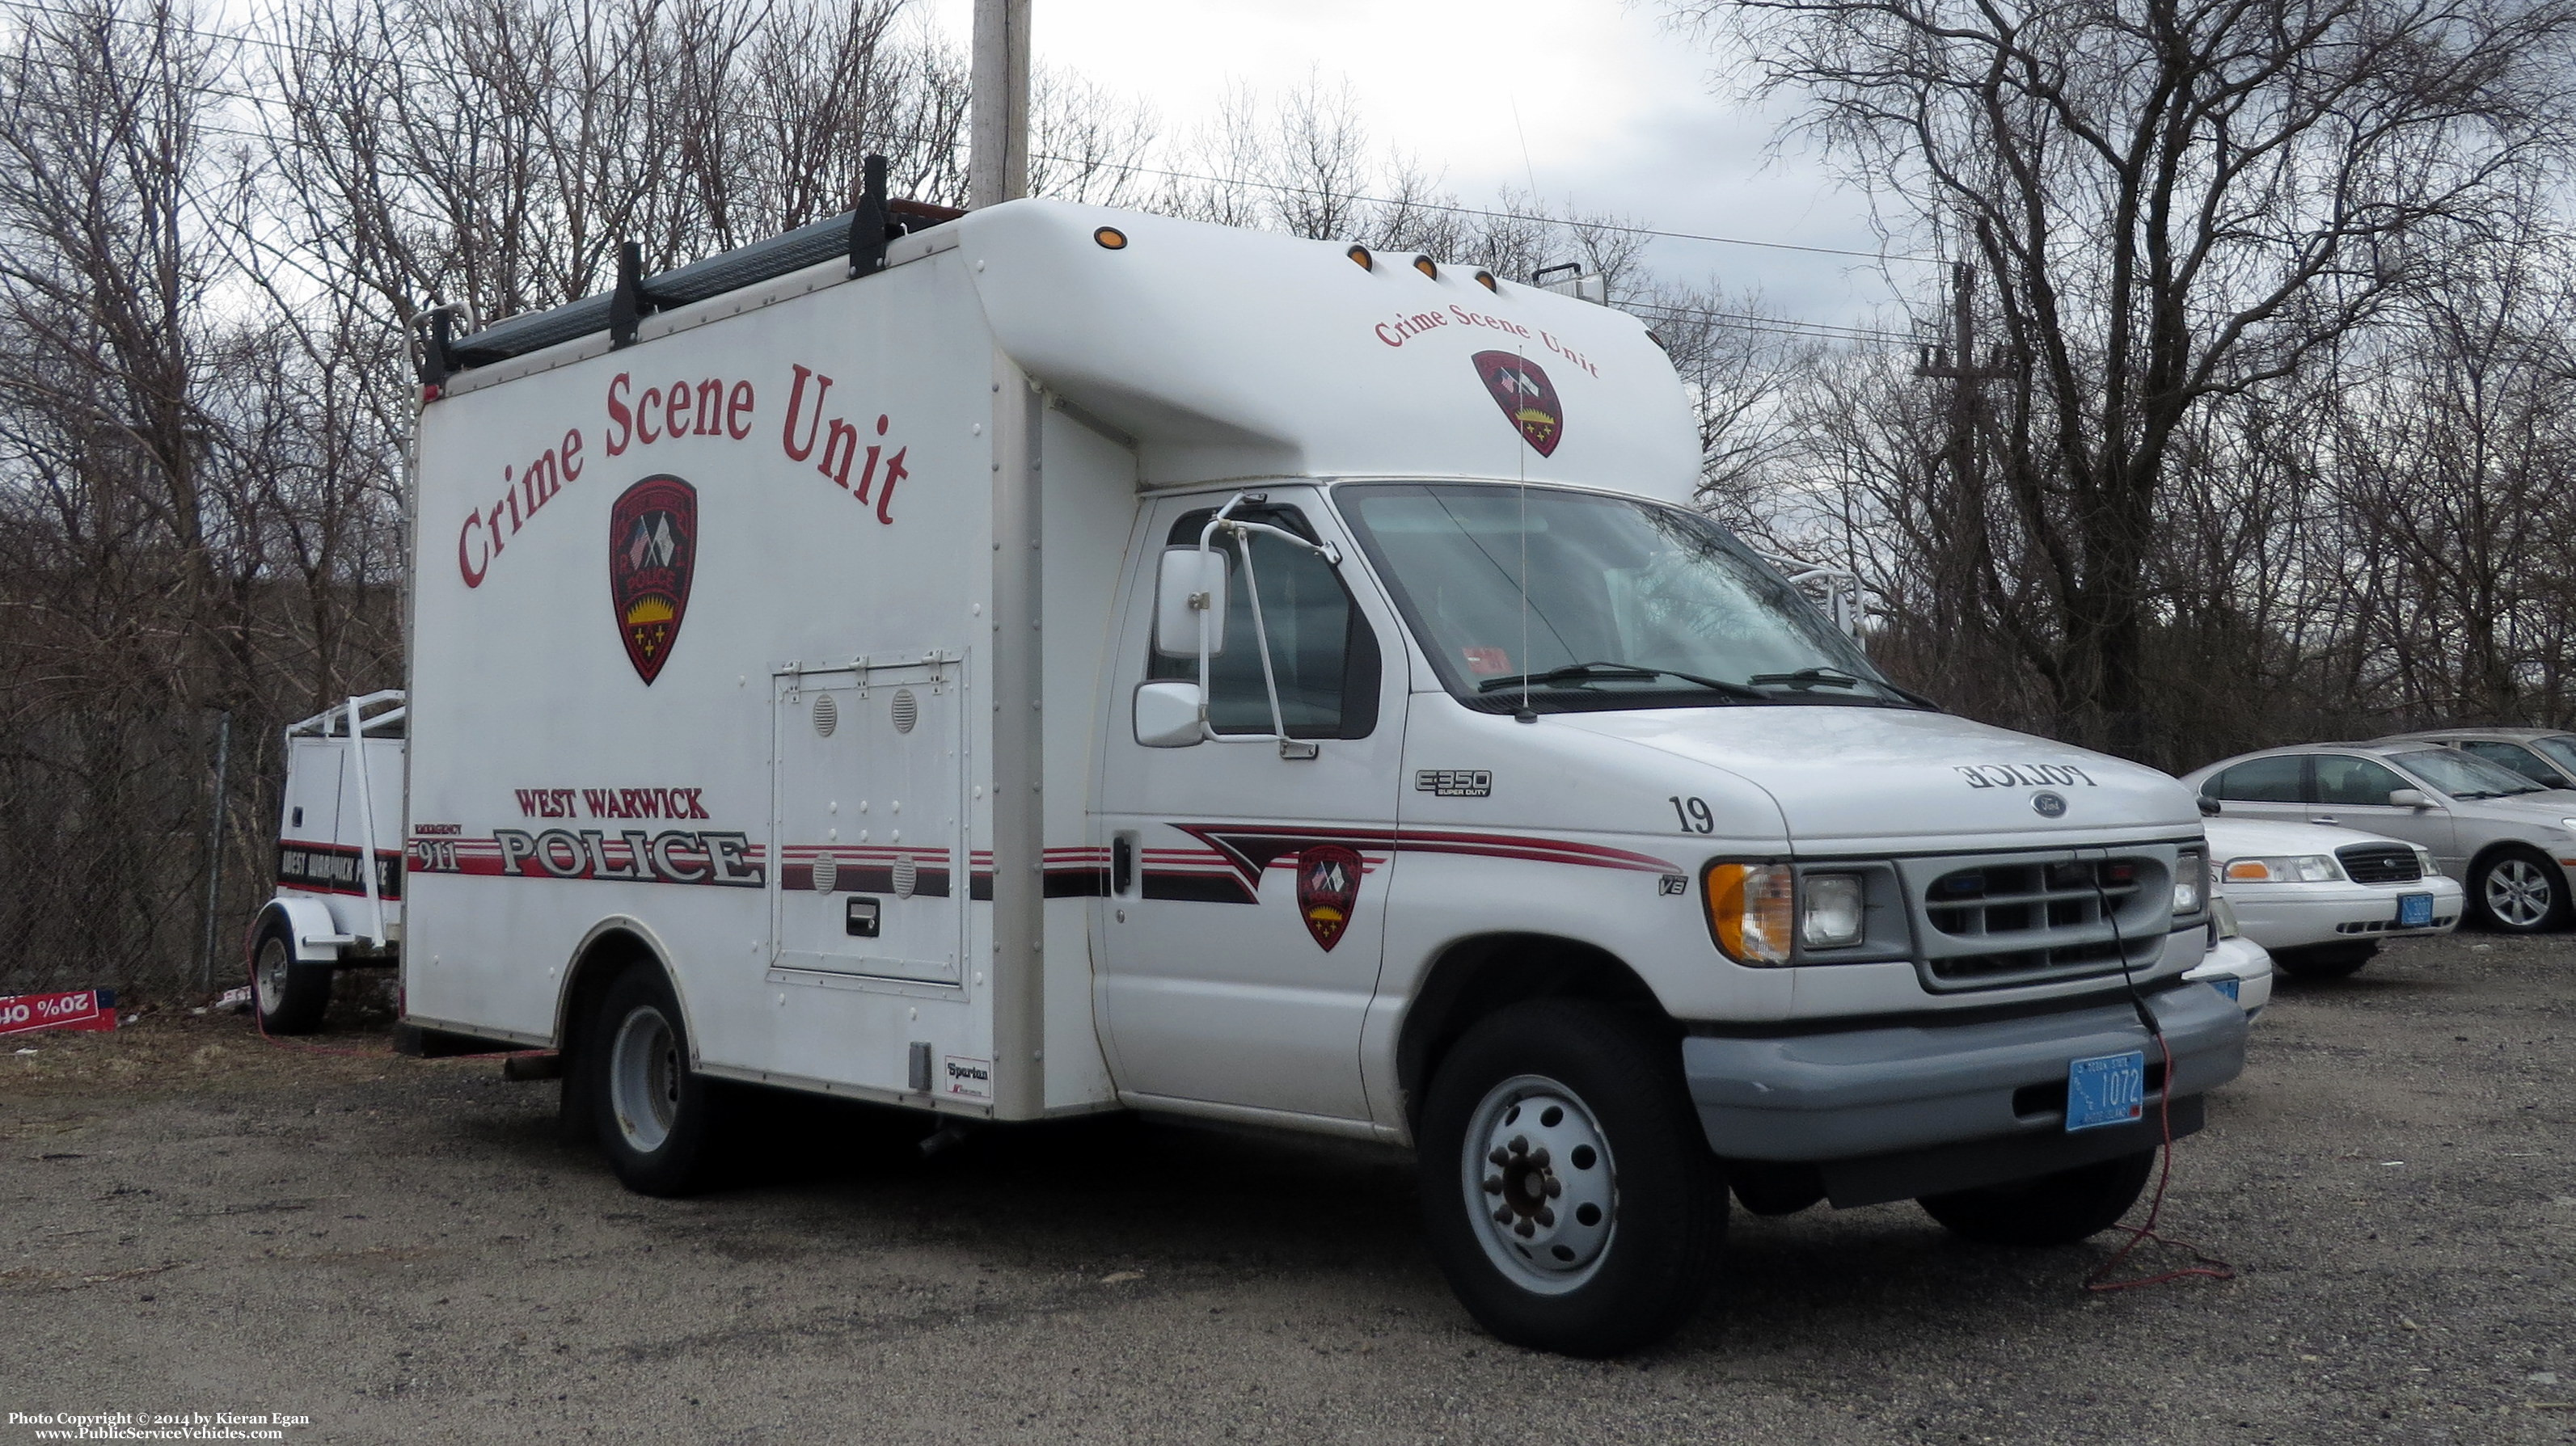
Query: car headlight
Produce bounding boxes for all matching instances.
[2211,895,2241,939]
[2224,854,2342,883]
[1801,873,1867,948]
[2413,846,2439,875]
[1702,862,1793,963]
[2561,818,2576,834]
[2173,848,2206,914]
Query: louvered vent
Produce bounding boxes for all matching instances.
[812,856,837,893]
[891,689,918,733]
[891,854,917,898]
[812,693,838,736]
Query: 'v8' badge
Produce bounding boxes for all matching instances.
[610,475,697,685]
[1295,844,1363,951]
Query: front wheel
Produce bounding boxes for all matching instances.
[1918,1147,2156,1246]
[588,964,733,1195]
[2474,850,2566,934]
[1417,1001,1725,1357]
[250,921,332,1035]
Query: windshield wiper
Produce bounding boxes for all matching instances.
[1744,667,1940,710]
[1477,661,1767,701]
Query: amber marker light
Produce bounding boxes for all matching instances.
[1093,226,1129,251]
[1474,270,1498,292]
[1703,862,1793,964]
[1413,255,1438,279]
[1347,244,1375,271]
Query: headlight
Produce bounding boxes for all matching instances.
[2211,895,2241,938]
[2561,818,2576,833]
[1703,862,1793,963]
[2173,848,2206,913]
[2223,854,2342,883]
[2413,846,2439,875]
[1801,873,1866,948]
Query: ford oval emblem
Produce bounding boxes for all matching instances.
[2032,791,2067,818]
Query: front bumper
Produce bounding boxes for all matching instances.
[2185,934,2274,1018]
[1681,981,2248,1205]
[2227,876,2464,952]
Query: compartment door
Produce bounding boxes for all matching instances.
[770,655,967,984]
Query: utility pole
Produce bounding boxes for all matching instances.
[968,0,1031,209]
[1913,263,2012,494]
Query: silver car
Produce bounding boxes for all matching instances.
[2375,727,2576,791]
[2180,742,2576,933]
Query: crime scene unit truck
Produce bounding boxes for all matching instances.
[382,170,2246,1355]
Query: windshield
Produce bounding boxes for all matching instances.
[2388,748,2549,799]
[1336,482,1905,712]
[2531,735,2576,777]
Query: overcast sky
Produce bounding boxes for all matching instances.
[918,0,1925,331]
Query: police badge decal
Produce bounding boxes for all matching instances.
[1295,844,1364,951]
[609,475,697,685]
[1471,350,1564,456]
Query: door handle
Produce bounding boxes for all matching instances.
[2308,815,2338,825]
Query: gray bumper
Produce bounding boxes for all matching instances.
[1683,981,2246,1197]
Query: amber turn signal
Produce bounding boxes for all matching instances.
[1703,862,1793,964]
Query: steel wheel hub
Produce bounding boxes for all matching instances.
[609,1005,682,1152]
[2487,859,2553,928]
[254,937,290,1016]
[1461,1074,1617,1294]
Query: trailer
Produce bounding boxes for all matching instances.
[251,691,406,1034]
[344,171,2249,1354]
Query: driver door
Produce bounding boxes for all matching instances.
[1093,489,1407,1122]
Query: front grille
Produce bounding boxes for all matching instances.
[2336,843,2422,884]
[1907,852,2170,991]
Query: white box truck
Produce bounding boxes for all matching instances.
[292,171,2247,1354]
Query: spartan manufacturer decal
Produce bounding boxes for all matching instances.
[609,475,697,684]
[1295,844,1364,951]
[1472,351,1563,457]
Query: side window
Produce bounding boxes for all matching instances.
[1147,507,1381,740]
[2461,740,2557,786]
[2313,755,2409,807]
[2211,757,2304,803]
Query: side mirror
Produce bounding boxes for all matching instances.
[2197,795,2220,816]
[2388,788,2431,810]
[1155,549,1227,660]
[1133,681,1205,748]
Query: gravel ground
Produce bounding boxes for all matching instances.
[4,933,2572,1446]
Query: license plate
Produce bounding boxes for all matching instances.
[2066,1050,2147,1132]
[2398,892,2435,928]
[2209,976,2240,1003]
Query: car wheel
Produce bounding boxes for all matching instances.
[2272,942,2375,980]
[589,963,733,1196]
[250,921,332,1035]
[1417,1001,1725,1357]
[1918,1148,2156,1247]
[2473,849,2566,933]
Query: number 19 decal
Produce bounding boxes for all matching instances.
[1668,796,1715,833]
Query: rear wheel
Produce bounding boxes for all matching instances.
[250,921,332,1035]
[1918,1148,2156,1247]
[1417,1001,1724,1357]
[589,964,733,1195]
[2473,850,2566,933]
[2272,942,2376,980]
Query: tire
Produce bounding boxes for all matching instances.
[587,963,733,1196]
[1416,1001,1725,1357]
[2271,942,2375,980]
[250,921,333,1035]
[2473,849,2567,934]
[1918,1147,2156,1247]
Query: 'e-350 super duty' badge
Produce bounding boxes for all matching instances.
[1472,351,1563,457]
[609,475,696,684]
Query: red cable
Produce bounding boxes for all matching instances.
[2082,1029,2235,1292]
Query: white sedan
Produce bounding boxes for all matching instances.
[2202,815,2464,979]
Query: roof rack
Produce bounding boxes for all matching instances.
[285,689,408,740]
[416,156,963,386]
